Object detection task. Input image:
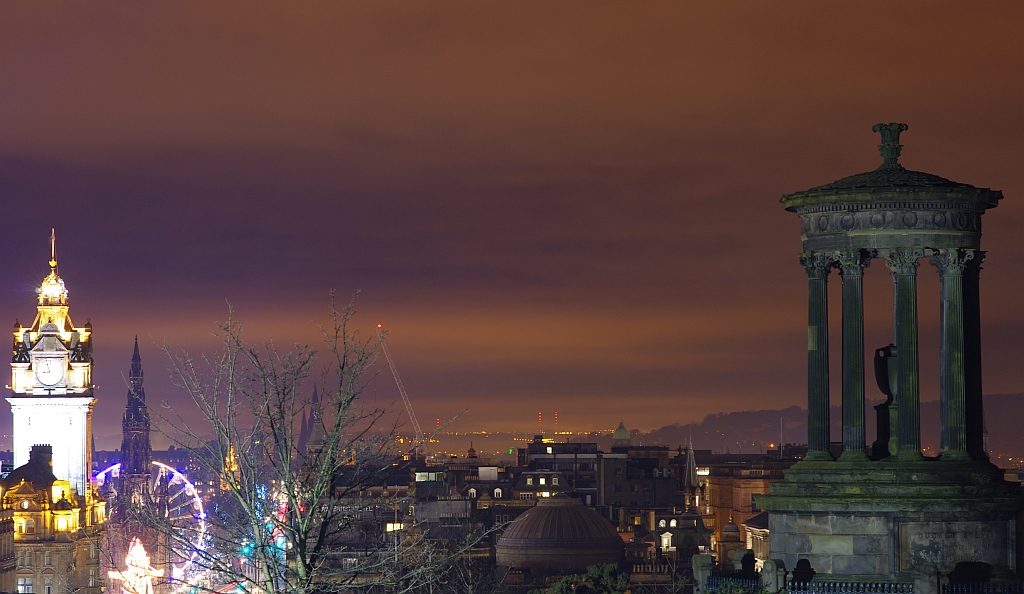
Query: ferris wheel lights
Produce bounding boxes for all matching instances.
[95,460,208,592]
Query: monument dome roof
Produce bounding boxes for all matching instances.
[613,421,630,441]
[781,123,1001,211]
[495,496,623,570]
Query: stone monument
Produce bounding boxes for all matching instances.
[756,124,1022,592]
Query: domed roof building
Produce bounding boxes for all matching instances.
[495,496,623,571]
[612,421,631,448]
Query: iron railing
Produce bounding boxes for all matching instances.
[789,583,913,594]
[943,584,1024,594]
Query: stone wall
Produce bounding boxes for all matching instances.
[770,512,893,578]
[770,511,1017,580]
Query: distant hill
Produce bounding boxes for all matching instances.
[595,394,1024,465]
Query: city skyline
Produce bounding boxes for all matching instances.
[1,3,1023,447]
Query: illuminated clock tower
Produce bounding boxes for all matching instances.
[8,233,95,497]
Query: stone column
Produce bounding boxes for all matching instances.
[887,248,924,460]
[930,248,974,460]
[838,249,873,461]
[963,252,987,460]
[801,251,834,461]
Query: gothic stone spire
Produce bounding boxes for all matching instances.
[121,336,152,477]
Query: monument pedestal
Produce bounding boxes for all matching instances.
[757,458,1022,592]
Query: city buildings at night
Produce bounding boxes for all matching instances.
[1,5,1024,593]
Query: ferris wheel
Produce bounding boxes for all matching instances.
[96,461,209,590]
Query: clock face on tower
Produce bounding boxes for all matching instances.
[34,357,65,387]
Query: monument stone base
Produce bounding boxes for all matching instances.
[757,458,1022,594]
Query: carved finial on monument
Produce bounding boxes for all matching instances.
[871,122,909,171]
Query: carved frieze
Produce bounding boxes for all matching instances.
[799,206,981,239]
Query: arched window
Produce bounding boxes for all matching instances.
[493,488,502,498]
[670,519,677,528]
[659,519,667,528]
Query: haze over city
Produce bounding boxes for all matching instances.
[1,3,1022,449]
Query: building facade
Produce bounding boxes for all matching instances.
[7,240,106,594]
[4,445,105,594]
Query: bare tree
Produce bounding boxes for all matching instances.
[140,293,450,594]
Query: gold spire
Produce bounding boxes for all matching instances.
[49,228,57,271]
[38,229,68,307]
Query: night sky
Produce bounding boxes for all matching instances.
[1,3,1022,449]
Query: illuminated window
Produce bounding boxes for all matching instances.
[659,519,667,528]
[552,477,558,486]
[539,477,546,486]
[17,577,32,593]
[546,446,553,454]
[493,488,502,498]
[467,488,477,498]
[670,519,677,528]
[526,477,533,486]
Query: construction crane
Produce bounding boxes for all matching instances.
[376,324,426,455]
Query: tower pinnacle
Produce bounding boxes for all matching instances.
[38,229,68,307]
[49,228,57,270]
[129,335,144,399]
[121,338,151,477]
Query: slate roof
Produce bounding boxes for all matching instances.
[742,511,769,531]
[2,448,58,492]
